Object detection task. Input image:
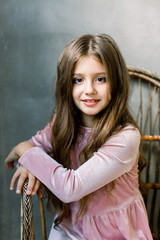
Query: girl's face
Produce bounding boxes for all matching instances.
[72,55,111,127]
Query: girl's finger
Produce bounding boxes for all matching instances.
[16,173,28,194]
[32,180,42,197]
[6,161,14,170]
[4,149,19,169]
[26,173,36,195]
[37,183,43,198]
[10,169,21,191]
[5,156,14,170]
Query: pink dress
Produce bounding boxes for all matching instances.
[18,124,153,240]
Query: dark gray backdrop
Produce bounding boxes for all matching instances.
[1,0,160,239]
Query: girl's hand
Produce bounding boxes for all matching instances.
[10,165,43,198]
[5,142,34,170]
[4,147,19,169]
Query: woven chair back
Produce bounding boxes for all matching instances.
[128,66,160,239]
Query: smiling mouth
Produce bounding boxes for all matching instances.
[82,99,100,102]
[81,99,100,106]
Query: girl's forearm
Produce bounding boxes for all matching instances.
[15,141,34,158]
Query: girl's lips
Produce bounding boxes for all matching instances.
[81,99,100,106]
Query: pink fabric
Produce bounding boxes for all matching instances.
[19,124,153,240]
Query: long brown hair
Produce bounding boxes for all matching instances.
[46,34,139,227]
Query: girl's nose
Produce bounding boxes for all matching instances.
[84,80,97,95]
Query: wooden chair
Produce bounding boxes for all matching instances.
[128,66,160,239]
[20,66,160,239]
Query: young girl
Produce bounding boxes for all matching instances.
[5,34,153,239]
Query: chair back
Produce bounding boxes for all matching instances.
[128,66,160,240]
[21,179,47,240]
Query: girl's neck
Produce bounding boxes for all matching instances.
[80,114,95,128]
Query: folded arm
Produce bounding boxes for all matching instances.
[18,127,140,203]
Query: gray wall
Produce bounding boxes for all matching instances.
[0,0,160,239]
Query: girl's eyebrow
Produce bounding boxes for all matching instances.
[73,72,106,76]
[72,73,83,77]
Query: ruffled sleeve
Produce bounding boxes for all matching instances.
[19,126,140,203]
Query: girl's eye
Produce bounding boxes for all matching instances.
[96,77,106,83]
[73,77,83,84]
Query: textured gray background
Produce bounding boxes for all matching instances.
[0,0,160,239]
